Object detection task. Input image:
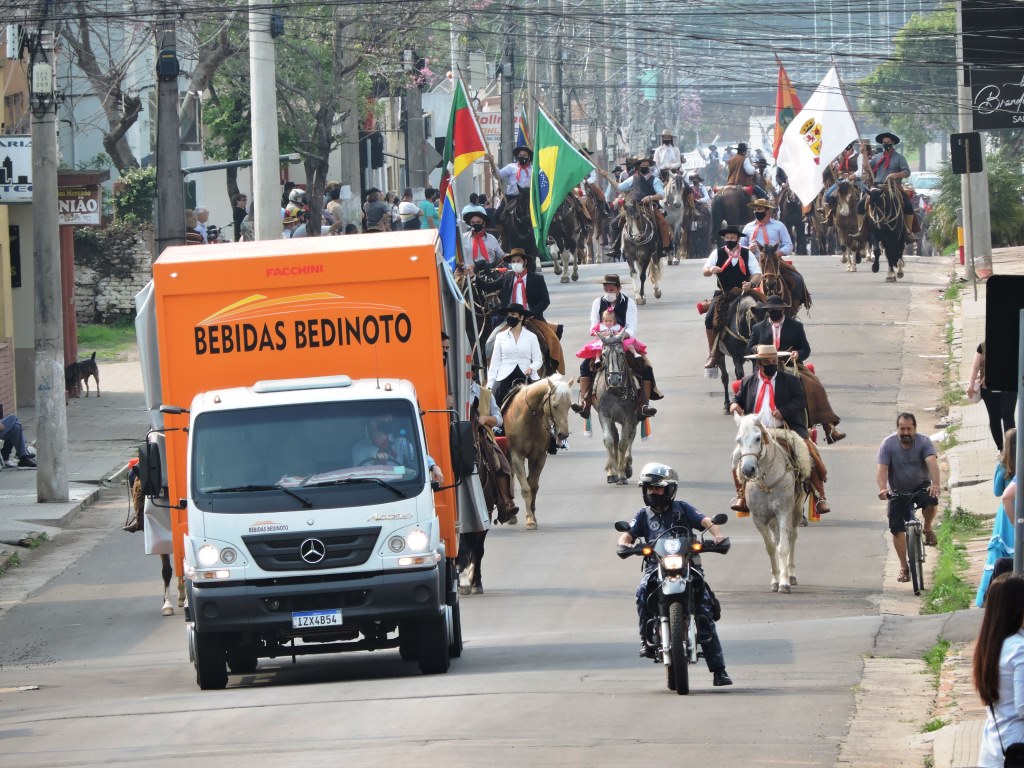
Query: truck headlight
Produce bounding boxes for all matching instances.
[387,535,406,553]
[220,547,237,564]
[662,555,684,571]
[406,528,429,553]
[197,544,220,567]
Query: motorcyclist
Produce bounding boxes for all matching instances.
[616,462,733,686]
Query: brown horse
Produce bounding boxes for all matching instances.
[621,196,663,305]
[833,180,869,272]
[502,374,574,530]
[580,186,609,265]
[548,195,582,283]
[758,244,811,317]
[499,191,540,260]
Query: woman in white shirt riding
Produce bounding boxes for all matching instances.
[487,303,543,409]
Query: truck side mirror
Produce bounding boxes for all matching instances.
[449,420,476,482]
[139,442,163,496]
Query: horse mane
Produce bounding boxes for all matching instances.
[738,415,811,482]
[504,374,572,424]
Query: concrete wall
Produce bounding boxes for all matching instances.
[74,226,153,324]
[10,204,34,406]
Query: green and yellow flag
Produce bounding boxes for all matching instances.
[529,107,594,253]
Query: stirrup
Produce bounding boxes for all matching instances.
[640,405,657,417]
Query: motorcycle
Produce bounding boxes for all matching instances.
[615,513,730,695]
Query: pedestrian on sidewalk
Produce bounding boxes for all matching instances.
[0,413,36,469]
[968,341,1017,452]
[977,429,1016,607]
[972,574,1024,767]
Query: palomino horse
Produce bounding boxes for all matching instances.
[733,414,809,593]
[710,186,754,244]
[662,172,695,265]
[758,244,811,318]
[548,195,582,283]
[621,196,662,305]
[592,332,641,485]
[833,180,869,272]
[867,179,907,282]
[714,292,760,414]
[503,374,574,530]
[776,186,807,257]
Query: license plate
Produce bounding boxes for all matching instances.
[291,609,342,629]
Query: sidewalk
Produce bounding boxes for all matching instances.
[0,357,148,568]
[930,246,1024,767]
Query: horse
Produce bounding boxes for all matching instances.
[662,172,695,265]
[710,186,754,245]
[867,179,907,282]
[713,292,760,414]
[832,180,869,272]
[127,464,185,616]
[733,414,809,593]
[548,194,582,283]
[621,195,663,305]
[776,186,807,257]
[499,191,540,261]
[808,191,837,256]
[703,158,726,187]
[580,185,608,265]
[502,374,574,530]
[592,332,642,485]
[758,243,811,317]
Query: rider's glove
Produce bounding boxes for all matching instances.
[616,545,633,559]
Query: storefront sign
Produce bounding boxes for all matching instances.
[58,186,102,226]
[0,135,32,203]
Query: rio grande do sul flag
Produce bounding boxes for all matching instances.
[775,66,858,205]
[772,59,803,159]
[529,107,594,252]
[442,78,487,178]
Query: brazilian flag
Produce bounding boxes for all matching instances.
[529,108,595,253]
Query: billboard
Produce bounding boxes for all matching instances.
[0,135,32,203]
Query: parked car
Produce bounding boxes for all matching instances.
[908,172,941,205]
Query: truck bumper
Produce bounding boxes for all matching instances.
[189,564,444,633]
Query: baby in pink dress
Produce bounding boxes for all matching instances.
[576,309,648,359]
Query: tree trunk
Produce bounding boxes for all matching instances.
[179,19,241,142]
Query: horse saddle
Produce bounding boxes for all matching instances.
[764,427,812,484]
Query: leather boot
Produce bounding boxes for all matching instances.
[730,468,749,517]
[825,423,846,444]
[496,474,519,522]
[904,213,915,237]
[639,380,657,418]
[571,376,593,419]
[704,328,719,369]
[812,477,830,514]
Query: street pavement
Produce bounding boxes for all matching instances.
[0,249,1009,767]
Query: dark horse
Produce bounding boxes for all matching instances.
[548,195,583,283]
[500,191,540,261]
[714,291,761,414]
[776,186,807,256]
[710,186,754,246]
[758,243,811,317]
[867,179,906,282]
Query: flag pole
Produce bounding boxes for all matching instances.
[830,58,870,183]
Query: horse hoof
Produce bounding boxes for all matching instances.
[458,584,471,596]
[896,269,904,279]
[654,289,662,299]
[560,275,570,284]
[840,254,848,264]
[779,584,792,594]
[571,273,579,282]
[525,519,538,530]
[161,602,174,617]
[871,262,879,273]
[637,297,646,306]
[790,576,798,585]
[771,583,779,593]
[617,478,628,485]
[507,515,518,525]
[607,476,617,484]
[801,515,808,527]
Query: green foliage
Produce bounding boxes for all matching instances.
[77,152,113,171]
[929,151,1024,249]
[76,320,138,359]
[73,221,147,282]
[921,718,946,733]
[924,637,950,682]
[111,167,156,224]
[859,7,957,148]
[922,507,983,614]
[942,280,962,301]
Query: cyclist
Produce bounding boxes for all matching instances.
[876,412,941,583]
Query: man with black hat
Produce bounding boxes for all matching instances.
[729,345,831,515]
[725,143,768,200]
[610,157,673,260]
[462,205,504,269]
[476,247,550,321]
[746,295,846,445]
[495,145,534,223]
[753,156,775,198]
[572,274,658,420]
[862,132,915,236]
[487,303,543,408]
[654,129,682,173]
[701,225,763,368]
[690,172,711,209]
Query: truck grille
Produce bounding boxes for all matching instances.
[241,527,381,571]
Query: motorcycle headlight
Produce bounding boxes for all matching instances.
[197,544,220,567]
[662,554,684,570]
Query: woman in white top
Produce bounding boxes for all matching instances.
[974,573,1024,767]
[487,303,543,409]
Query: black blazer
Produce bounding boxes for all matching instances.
[733,370,808,438]
[745,317,811,363]
[479,271,551,320]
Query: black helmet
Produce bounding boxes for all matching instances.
[639,462,679,509]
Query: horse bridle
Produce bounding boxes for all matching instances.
[524,382,558,439]
[739,422,799,494]
[624,199,656,245]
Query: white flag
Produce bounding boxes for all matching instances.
[776,67,859,205]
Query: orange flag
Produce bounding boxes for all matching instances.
[773,59,803,159]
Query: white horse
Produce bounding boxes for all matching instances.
[733,414,810,593]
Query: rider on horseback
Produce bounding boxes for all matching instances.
[690,172,711,208]
[729,345,831,516]
[741,199,793,258]
[702,225,763,368]
[607,158,673,262]
[654,129,682,172]
[475,248,551,321]
[461,205,504,270]
[860,132,915,237]
[725,143,768,201]
[487,302,543,409]
[572,274,658,420]
[495,145,533,224]
[823,141,868,222]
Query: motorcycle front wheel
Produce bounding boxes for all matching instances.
[669,602,689,695]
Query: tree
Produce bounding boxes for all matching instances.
[859,7,957,150]
[929,150,1024,249]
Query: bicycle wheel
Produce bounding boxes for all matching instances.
[906,523,924,596]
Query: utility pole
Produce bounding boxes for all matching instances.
[524,0,537,110]
[249,0,281,240]
[404,49,428,189]
[624,0,637,155]
[28,6,67,501]
[499,12,514,165]
[954,0,992,280]
[154,17,184,255]
[553,0,564,125]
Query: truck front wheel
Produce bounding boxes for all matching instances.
[417,613,450,674]
[398,620,420,661]
[194,628,229,690]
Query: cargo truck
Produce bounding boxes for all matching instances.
[135,230,483,689]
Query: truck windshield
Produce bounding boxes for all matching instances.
[191,400,425,510]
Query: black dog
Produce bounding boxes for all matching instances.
[65,352,100,400]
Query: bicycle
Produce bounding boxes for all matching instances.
[884,488,932,596]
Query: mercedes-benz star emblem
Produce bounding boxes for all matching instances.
[299,538,326,564]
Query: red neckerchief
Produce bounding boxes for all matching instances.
[724,244,747,275]
[839,152,855,173]
[873,150,892,173]
[472,231,487,262]
[513,273,528,307]
[750,221,770,245]
[755,371,776,413]
[516,165,528,185]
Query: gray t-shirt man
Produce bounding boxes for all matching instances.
[877,432,937,492]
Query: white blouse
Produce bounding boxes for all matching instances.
[979,630,1024,767]
[487,328,543,384]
